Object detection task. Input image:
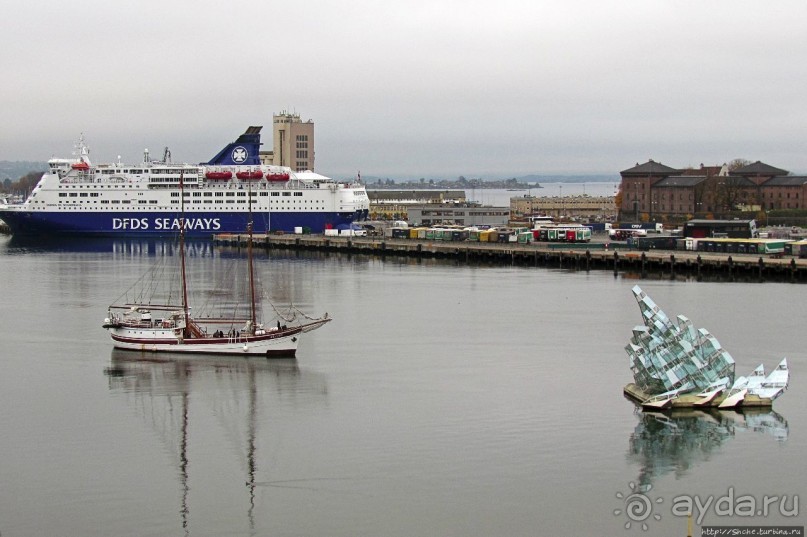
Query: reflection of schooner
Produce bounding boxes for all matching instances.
[104,349,328,534]
[626,405,788,488]
[103,176,330,356]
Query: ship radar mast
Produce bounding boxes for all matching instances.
[72,133,92,166]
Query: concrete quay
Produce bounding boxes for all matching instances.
[213,233,807,281]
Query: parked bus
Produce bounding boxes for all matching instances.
[683,219,757,239]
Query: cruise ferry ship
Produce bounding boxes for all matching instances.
[0,126,369,236]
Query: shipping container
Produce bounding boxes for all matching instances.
[794,240,807,258]
[576,228,592,242]
[531,225,591,243]
[634,236,679,250]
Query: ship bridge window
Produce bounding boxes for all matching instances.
[237,192,246,197]
[69,193,78,197]
[259,192,268,196]
[59,193,67,197]
[203,192,212,197]
[214,192,223,196]
[226,192,235,197]
[271,192,279,196]
[282,192,291,196]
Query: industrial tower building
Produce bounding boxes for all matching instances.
[259,110,315,172]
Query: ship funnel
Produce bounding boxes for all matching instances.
[205,126,263,166]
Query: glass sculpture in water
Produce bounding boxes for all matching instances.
[625,286,788,409]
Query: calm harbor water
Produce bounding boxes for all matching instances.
[0,233,804,536]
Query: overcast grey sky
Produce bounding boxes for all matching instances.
[1,0,805,178]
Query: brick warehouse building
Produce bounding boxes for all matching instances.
[618,160,807,222]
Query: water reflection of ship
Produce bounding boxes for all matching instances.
[104,348,328,535]
[626,405,788,488]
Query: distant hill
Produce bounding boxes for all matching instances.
[362,173,619,189]
[0,161,47,181]
[359,173,618,184]
[511,174,617,183]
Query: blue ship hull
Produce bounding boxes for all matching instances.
[0,209,365,237]
[1,127,369,237]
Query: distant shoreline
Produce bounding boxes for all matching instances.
[365,178,618,190]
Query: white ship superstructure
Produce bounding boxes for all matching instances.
[0,126,369,236]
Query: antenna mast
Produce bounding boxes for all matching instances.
[179,171,190,336]
[247,184,257,331]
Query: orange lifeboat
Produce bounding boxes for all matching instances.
[266,172,290,182]
[236,170,263,180]
[205,170,233,180]
[71,160,90,171]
